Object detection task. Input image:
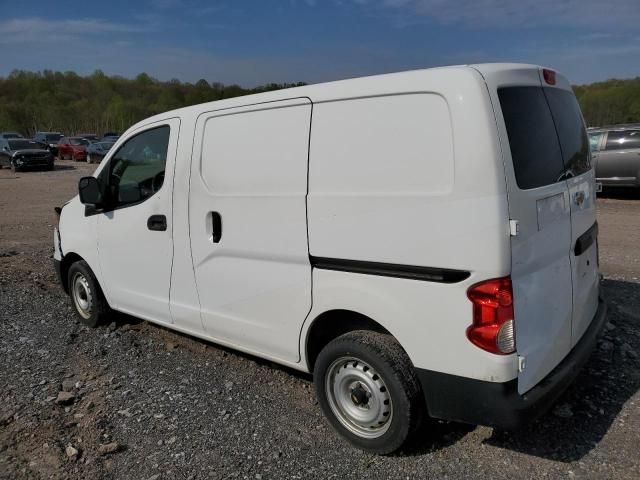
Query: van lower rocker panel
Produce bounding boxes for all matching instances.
[309,256,471,283]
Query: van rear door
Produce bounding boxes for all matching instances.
[542,86,599,347]
[475,65,599,394]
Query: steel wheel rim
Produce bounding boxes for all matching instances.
[71,272,93,319]
[325,356,393,439]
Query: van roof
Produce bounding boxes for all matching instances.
[128,63,556,131]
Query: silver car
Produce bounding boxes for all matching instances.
[589,124,640,188]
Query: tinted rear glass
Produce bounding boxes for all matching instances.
[498,86,590,189]
[544,88,590,177]
[498,87,565,189]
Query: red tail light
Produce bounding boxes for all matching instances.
[542,68,556,85]
[466,277,515,355]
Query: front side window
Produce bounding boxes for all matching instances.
[99,125,170,209]
[605,130,640,151]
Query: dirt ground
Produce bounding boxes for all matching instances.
[0,161,639,479]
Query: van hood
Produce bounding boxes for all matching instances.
[11,148,51,156]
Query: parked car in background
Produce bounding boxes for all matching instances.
[589,124,640,188]
[0,138,54,171]
[57,137,89,161]
[77,133,99,143]
[34,132,64,156]
[86,140,115,164]
[102,132,119,139]
[0,132,24,139]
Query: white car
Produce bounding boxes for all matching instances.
[54,63,606,454]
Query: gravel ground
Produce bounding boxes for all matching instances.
[1,163,639,479]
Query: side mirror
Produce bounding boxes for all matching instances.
[78,176,103,206]
[2,146,8,151]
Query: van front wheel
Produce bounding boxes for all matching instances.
[314,330,425,454]
[67,260,111,328]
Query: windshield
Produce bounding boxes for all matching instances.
[70,138,90,146]
[46,134,63,142]
[8,139,40,150]
[588,132,604,152]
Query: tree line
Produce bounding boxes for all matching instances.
[1,69,639,136]
[573,77,640,127]
[0,70,305,137]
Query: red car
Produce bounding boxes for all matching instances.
[57,137,90,161]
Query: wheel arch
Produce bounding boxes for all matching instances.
[59,252,85,294]
[304,309,393,372]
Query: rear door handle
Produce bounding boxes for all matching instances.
[210,211,222,243]
[147,214,167,231]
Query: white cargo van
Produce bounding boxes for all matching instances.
[54,63,606,454]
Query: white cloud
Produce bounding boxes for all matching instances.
[0,17,148,44]
[357,0,640,29]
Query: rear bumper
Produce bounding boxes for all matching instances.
[416,296,607,430]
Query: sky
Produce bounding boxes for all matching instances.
[1,0,639,86]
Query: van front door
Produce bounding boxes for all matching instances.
[96,120,180,324]
[188,99,312,363]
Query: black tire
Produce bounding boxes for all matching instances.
[67,260,111,328]
[314,330,425,454]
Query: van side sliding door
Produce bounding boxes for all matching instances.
[188,98,313,363]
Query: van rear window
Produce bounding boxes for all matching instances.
[498,87,565,189]
[544,88,590,178]
[498,87,590,189]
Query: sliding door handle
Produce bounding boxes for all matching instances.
[210,211,222,243]
[147,214,167,231]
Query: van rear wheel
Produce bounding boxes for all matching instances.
[67,260,111,328]
[313,330,425,454]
